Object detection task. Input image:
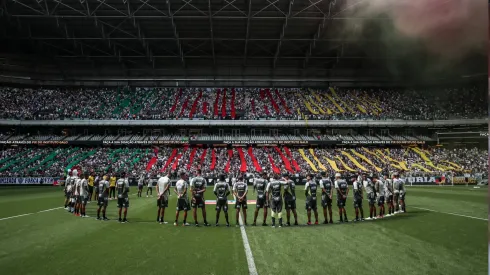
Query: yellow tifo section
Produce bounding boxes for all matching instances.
[340,151,368,171]
[411,163,431,172]
[362,148,388,163]
[364,148,408,171]
[308,97,327,114]
[298,149,318,172]
[323,157,343,172]
[325,88,345,113]
[351,149,382,172]
[442,161,462,171]
[362,92,382,113]
[308,149,328,171]
[298,93,319,115]
[410,147,445,171]
[312,93,334,114]
[334,156,356,172]
[329,87,355,113]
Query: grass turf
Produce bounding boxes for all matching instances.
[0,185,486,275]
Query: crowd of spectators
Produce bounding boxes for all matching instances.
[0,86,485,120]
[0,146,486,180]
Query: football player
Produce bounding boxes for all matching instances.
[137,174,145,197]
[79,172,89,217]
[363,173,376,220]
[394,173,406,213]
[190,169,210,226]
[252,172,269,226]
[63,169,73,210]
[214,174,231,227]
[233,175,248,226]
[334,173,349,223]
[352,175,364,221]
[393,172,401,213]
[109,173,117,200]
[384,173,394,216]
[147,175,154,197]
[304,174,319,225]
[156,172,171,224]
[319,171,334,224]
[174,172,190,226]
[116,172,130,223]
[96,174,110,221]
[283,172,298,226]
[374,175,386,218]
[73,170,82,216]
[266,174,284,228]
[87,172,94,202]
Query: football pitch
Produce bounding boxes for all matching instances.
[0,186,487,275]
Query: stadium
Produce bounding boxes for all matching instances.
[0,0,488,275]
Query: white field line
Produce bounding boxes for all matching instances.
[239,212,258,275]
[412,206,488,221]
[0,207,64,221]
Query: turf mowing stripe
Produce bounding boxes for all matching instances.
[412,206,488,221]
[0,206,63,221]
[239,212,258,275]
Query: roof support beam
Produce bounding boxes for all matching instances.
[166,0,185,68]
[242,0,252,66]
[303,16,326,69]
[272,0,294,69]
[207,0,215,67]
[126,0,154,67]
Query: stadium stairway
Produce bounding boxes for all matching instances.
[274,147,293,173]
[351,149,382,172]
[298,149,318,172]
[161,149,178,172]
[340,151,368,171]
[236,148,247,173]
[308,149,328,171]
[187,148,198,170]
[247,147,262,172]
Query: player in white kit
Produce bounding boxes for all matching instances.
[174,172,190,226]
[156,173,170,224]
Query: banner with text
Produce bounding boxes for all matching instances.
[0,177,56,185]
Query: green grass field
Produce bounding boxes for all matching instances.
[0,186,487,275]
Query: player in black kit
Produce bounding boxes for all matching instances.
[266,174,284,228]
[190,169,210,226]
[252,172,269,226]
[305,174,319,225]
[283,172,298,226]
[320,171,334,224]
[233,175,249,226]
[214,174,231,227]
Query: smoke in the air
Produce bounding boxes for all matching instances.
[330,0,487,77]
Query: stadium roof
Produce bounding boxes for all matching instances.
[0,0,486,86]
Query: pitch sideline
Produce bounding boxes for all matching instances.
[412,206,488,221]
[238,212,258,275]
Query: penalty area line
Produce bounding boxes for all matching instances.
[412,206,487,221]
[0,207,64,221]
[239,212,258,275]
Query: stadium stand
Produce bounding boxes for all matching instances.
[0,86,485,120]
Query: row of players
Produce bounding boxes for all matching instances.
[63,168,407,227]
